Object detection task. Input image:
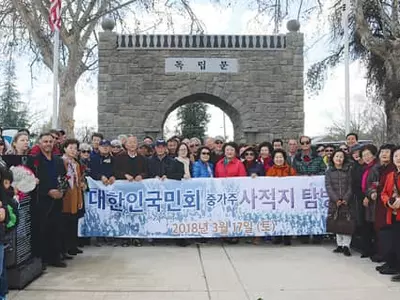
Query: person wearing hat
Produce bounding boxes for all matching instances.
[138,142,153,157]
[241,146,264,177]
[88,140,115,186]
[148,139,183,180]
[111,139,125,157]
[211,136,224,165]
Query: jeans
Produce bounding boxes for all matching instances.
[336,234,352,247]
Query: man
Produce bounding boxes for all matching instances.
[205,137,215,151]
[272,138,283,150]
[287,139,298,165]
[114,136,148,181]
[89,140,115,185]
[148,139,183,180]
[90,132,104,157]
[167,137,179,157]
[323,144,336,167]
[89,139,115,247]
[346,133,359,151]
[138,143,153,157]
[143,136,154,146]
[33,133,67,268]
[211,136,225,164]
[113,136,148,247]
[293,135,326,244]
[58,129,66,145]
[30,129,62,156]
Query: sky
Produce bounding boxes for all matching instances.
[8,0,368,140]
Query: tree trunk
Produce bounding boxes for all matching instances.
[59,75,78,137]
[385,93,400,144]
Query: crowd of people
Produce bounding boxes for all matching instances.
[0,126,399,300]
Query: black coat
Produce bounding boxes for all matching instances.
[350,160,365,226]
[148,155,184,180]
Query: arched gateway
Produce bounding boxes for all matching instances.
[98,20,304,143]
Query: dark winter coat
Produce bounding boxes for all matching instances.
[350,160,365,226]
[89,155,114,180]
[113,153,148,180]
[243,161,265,177]
[147,155,183,180]
[366,163,395,228]
[325,164,354,234]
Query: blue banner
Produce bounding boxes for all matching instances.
[79,176,329,238]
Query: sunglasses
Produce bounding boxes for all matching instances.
[215,141,223,144]
[245,152,255,156]
[201,152,210,156]
[81,150,90,154]
[301,141,310,145]
[190,144,200,148]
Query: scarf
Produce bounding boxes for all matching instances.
[361,160,376,193]
[259,156,273,171]
[176,157,191,178]
[63,155,78,189]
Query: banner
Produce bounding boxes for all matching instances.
[79,176,329,238]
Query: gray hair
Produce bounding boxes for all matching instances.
[79,143,92,151]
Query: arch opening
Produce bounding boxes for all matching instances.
[162,93,239,141]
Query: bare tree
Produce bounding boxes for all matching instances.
[0,0,205,135]
[325,98,386,146]
[75,124,96,142]
[307,0,400,144]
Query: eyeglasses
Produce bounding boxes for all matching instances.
[201,152,210,156]
[215,141,223,145]
[81,150,90,154]
[325,149,334,153]
[300,141,310,145]
[245,152,255,156]
[190,144,200,148]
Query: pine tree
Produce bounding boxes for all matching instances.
[0,55,29,129]
[177,102,210,140]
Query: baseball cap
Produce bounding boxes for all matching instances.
[155,139,167,147]
[99,140,111,147]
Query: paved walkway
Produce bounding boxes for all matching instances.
[9,242,400,300]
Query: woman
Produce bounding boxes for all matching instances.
[380,147,400,282]
[62,139,85,258]
[175,143,192,180]
[258,142,273,173]
[79,143,92,175]
[267,150,296,245]
[215,142,246,244]
[192,146,214,178]
[174,143,191,247]
[360,144,378,258]
[241,146,264,177]
[325,149,353,256]
[110,140,125,156]
[6,132,30,155]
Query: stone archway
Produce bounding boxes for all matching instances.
[162,93,241,141]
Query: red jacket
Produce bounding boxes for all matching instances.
[381,171,400,225]
[215,157,247,178]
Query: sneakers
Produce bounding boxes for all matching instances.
[333,246,343,253]
[343,247,351,257]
